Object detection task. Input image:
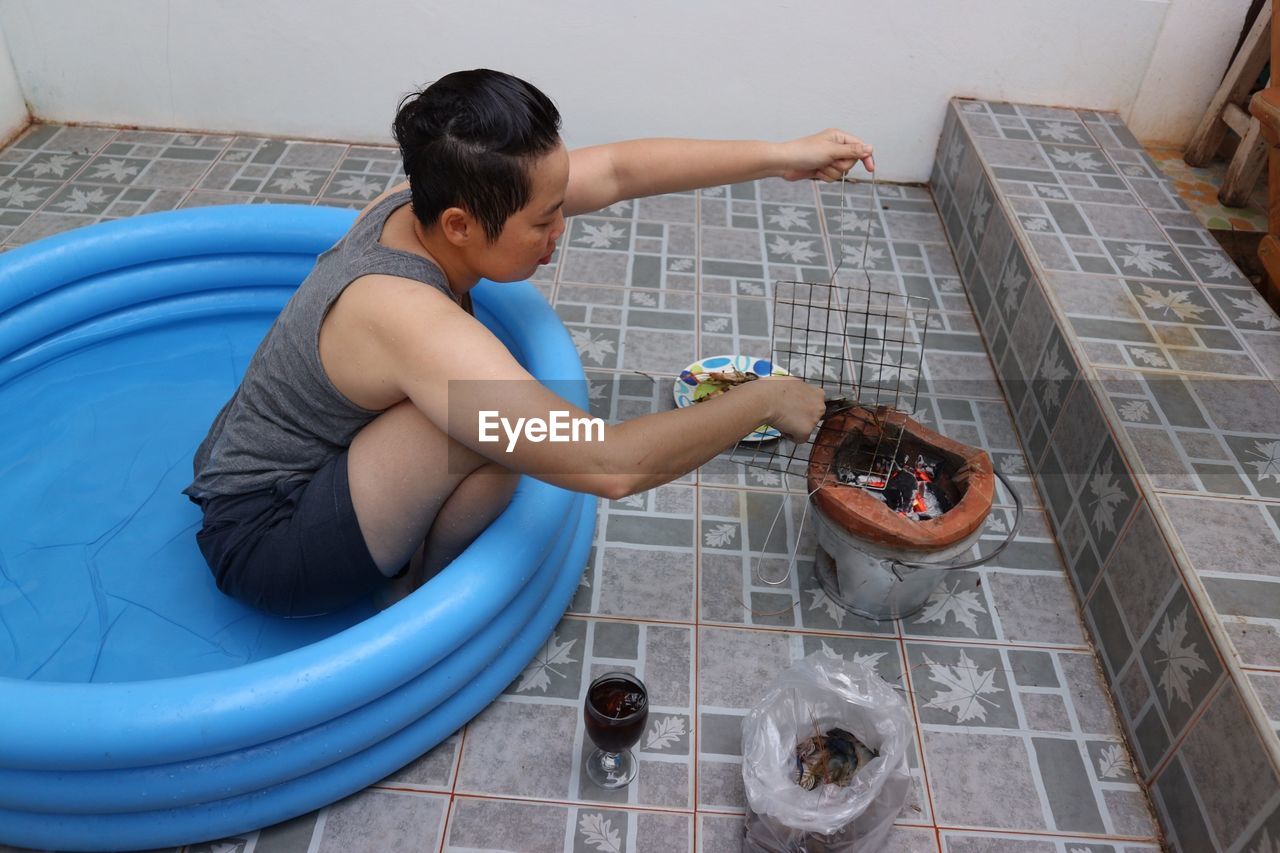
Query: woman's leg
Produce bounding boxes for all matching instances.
[346,399,519,592]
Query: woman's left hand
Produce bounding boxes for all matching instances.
[779,129,875,182]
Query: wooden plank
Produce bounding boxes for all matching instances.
[1221,116,1268,206]
[1269,147,1280,246]
[1224,102,1253,136]
[1258,235,1280,309]
[1186,0,1273,165]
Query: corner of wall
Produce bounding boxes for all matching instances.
[0,16,32,147]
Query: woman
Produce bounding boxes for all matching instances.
[185,69,875,616]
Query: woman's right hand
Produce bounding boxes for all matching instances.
[755,375,827,442]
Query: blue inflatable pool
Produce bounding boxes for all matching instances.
[0,205,596,850]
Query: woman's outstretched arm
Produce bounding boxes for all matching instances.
[563,129,875,217]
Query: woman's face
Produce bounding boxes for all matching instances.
[478,143,569,283]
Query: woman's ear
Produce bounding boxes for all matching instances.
[438,207,475,247]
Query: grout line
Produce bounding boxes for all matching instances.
[931,823,1160,844]
[449,790,694,815]
[438,705,469,851]
[570,609,1095,653]
[899,630,940,828]
[1150,485,1280,507]
[309,145,350,203]
[690,183,703,850]
[437,795,454,853]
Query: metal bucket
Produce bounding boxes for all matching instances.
[812,469,1023,622]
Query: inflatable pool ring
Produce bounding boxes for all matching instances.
[0,205,596,850]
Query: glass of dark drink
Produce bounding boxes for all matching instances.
[583,671,649,789]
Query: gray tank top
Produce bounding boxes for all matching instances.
[184,188,455,500]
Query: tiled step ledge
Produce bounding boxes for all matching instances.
[931,97,1280,852]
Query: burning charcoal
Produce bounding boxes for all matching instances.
[882,468,917,512]
[915,485,942,520]
[933,467,959,513]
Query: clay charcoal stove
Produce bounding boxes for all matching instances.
[807,407,994,553]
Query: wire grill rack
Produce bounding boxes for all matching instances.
[730,177,933,489]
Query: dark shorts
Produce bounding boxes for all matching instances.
[194,451,390,618]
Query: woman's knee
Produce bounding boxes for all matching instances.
[352,399,489,478]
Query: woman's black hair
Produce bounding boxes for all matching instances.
[393,69,562,242]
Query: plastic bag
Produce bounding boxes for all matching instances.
[741,653,912,852]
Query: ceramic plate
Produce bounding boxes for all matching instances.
[673,354,789,442]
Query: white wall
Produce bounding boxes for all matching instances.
[0,0,1238,181]
[1128,0,1252,145]
[0,19,28,144]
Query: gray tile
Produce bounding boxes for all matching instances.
[1238,804,1280,853]
[1204,576,1280,624]
[1152,754,1217,853]
[134,157,212,188]
[315,789,447,853]
[1137,587,1223,740]
[1101,241,1194,282]
[7,210,94,245]
[320,172,394,204]
[634,811,692,851]
[446,797,568,851]
[1209,286,1280,333]
[900,571,997,641]
[877,826,941,853]
[1100,503,1181,643]
[1085,581,1134,678]
[246,811,320,852]
[77,154,152,185]
[380,733,459,790]
[906,642,1017,728]
[503,617,589,701]
[698,758,746,810]
[0,177,59,210]
[1046,271,1143,320]
[455,706,578,800]
[698,626,793,710]
[698,813,745,852]
[985,570,1086,646]
[1177,244,1251,287]
[592,620,639,660]
[45,182,123,215]
[582,369,678,424]
[1250,671,1280,732]
[1132,702,1173,780]
[1078,203,1164,242]
[1176,681,1280,850]
[941,833,1055,853]
[13,150,91,181]
[1030,737,1105,832]
[1162,495,1280,580]
[923,729,1046,830]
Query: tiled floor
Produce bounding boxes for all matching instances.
[1145,144,1268,233]
[0,124,1160,852]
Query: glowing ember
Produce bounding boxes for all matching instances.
[835,450,960,521]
